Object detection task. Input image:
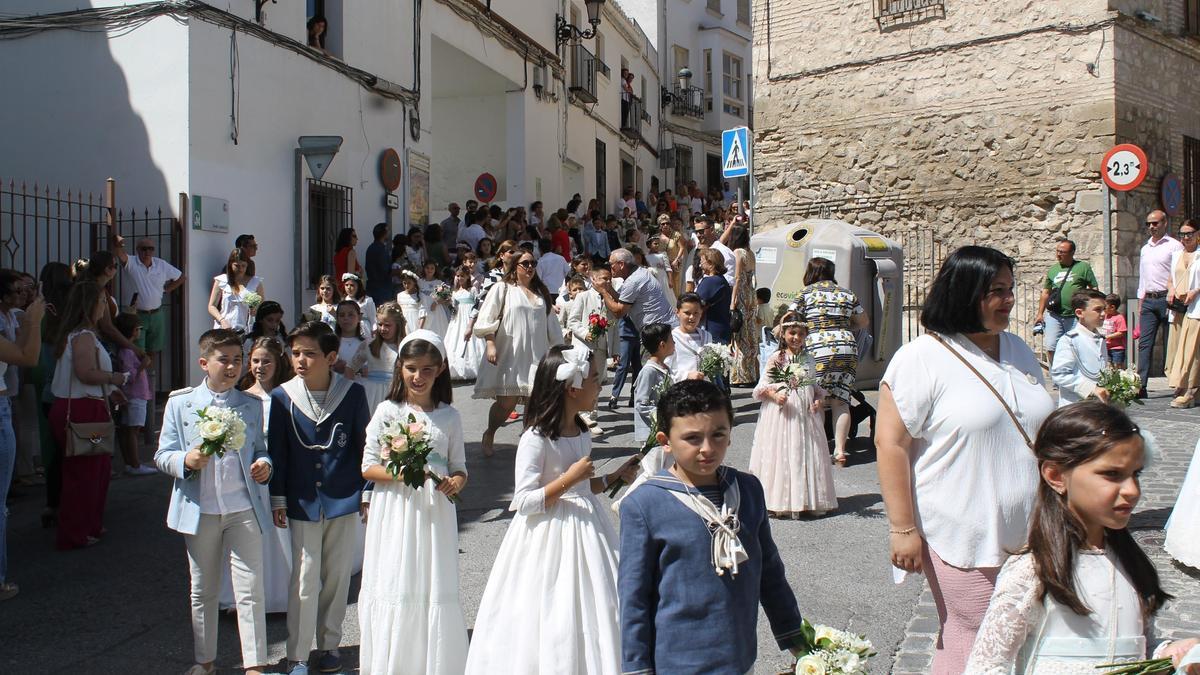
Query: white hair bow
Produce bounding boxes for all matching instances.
[555,344,592,388]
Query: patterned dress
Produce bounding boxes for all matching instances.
[790,281,864,403]
[729,248,761,385]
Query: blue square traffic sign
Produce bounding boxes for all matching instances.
[721,127,750,179]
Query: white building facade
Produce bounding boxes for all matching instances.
[623,0,754,198]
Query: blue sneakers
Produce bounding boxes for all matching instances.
[287,662,309,675]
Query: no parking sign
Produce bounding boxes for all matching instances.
[474,173,498,203]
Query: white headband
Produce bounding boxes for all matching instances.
[341,272,361,283]
[398,329,446,362]
[555,344,592,388]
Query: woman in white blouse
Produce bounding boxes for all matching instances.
[472,251,563,456]
[207,249,265,334]
[876,246,1055,675]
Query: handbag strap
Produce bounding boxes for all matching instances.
[928,332,1033,449]
[1048,261,1077,306]
[65,333,113,425]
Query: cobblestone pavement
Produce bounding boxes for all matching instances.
[891,378,1200,674]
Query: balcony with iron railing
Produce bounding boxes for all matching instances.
[621,94,648,139]
[667,85,704,119]
[569,42,598,104]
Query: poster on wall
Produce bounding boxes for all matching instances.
[408,150,430,229]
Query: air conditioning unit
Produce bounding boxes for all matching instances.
[659,151,676,169]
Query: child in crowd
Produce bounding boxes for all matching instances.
[565,269,612,433]
[244,301,287,356]
[666,292,712,382]
[748,312,836,517]
[350,302,405,414]
[155,329,274,675]
[420,267,452,338]
[114,313,155,475]
[632,323,674,443]
[465,345,637,674]
[966,401,1200,672]
[618,379,806,673]
[333,300,367,380]
[756,288,776,375]
[269,321,371,675]
[340,273,377,336]
[225,337,293,616]
[1103,293,1128,369]
[307,275,338,327]
[396,269,426,335]
[359,330,468,674]
[1051,290,1109,407]
[446,266,483,381]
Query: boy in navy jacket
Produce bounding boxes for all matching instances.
[268,321,370,675]
[618,379,804,674]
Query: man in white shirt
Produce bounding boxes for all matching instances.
[457,212,487,256]
[536,238,571,294]
[113,234,185,372]
[693,216,735,285]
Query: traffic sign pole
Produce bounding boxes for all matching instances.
[1103,181,1112,293]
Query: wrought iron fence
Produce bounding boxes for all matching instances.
[307,178,353,287]
[569,43,598,104]
[899,228,1048,363]
[0,177,185,389]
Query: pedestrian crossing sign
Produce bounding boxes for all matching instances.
[721,127,750,178]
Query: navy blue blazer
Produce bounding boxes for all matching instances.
[267,382,369,522]
[618,467,804,674]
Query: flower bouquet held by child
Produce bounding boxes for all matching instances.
[586,312,609,343]
[195,406,248,459]
[1097,367,1143,407]
[789,620,875,675]
[377,412,460,503]
[698,343,732,382]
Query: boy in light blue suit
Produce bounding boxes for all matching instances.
[1051,289,1111,407]
[156,329,273,675]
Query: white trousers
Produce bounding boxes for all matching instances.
[286,514,357,662]
[184,509,266,667]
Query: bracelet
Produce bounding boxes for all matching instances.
[889,526,917,536]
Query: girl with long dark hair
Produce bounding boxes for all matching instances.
[967,401,1199,672]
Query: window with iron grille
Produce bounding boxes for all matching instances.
[1185,136,1200,220]
[873,0,946,28]
[707,0,722,13]
[676,145,694,185]
[308,178,353,287]
[1188,0,1200,37]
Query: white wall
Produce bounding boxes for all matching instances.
[431,94,509,207]
[185,17,429,365]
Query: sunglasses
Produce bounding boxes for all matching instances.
[1146,220,1164,226]
[516,260,536,269]
[1182,231,1198,238]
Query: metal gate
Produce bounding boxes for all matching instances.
[0,177,186,390]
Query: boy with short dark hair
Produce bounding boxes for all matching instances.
[1051,289,1110,407]
[1103,294,1128,369]
[632,323,674,442]
[618,379,805,673]
[156,328,273,675]
[269,321,370,675]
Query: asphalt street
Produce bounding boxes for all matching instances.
[0,380,938,673]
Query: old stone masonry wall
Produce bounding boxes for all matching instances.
[752,0,1129,311]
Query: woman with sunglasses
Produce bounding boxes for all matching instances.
[472,250,562,456]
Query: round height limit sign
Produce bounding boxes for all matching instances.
[1101,143,1149,192]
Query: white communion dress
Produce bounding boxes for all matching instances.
[421,289,452,338]
[359,401,469,675]
[445,289,483,380]
[965,550,1166,674]
[1165,437,1200,568]
[396,291,425,336]
[463,428,622,674]
[349,341,398,417]
[219,392,292,613]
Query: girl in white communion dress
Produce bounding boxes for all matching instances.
[965,401,1200,675]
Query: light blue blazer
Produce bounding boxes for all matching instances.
[1051,326,1109,407]
[154,384,273,536]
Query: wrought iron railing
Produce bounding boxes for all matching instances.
[669,85,704,119]
[307,178,353,287]
[622,95,646,136]
[873,0,945,28]
[569,43,598,103]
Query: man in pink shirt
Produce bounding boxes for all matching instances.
[1137,210,1184,397]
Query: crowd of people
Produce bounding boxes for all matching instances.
[3,192,1200,675]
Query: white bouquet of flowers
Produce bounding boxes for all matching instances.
[792,620,875,675]
[195,406,248,460]
[1096,366,1142,408]
[698,343,732,381]
[241,290,263,311]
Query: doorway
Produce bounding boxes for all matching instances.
[595,140,607,216]
[706,153,721,193]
